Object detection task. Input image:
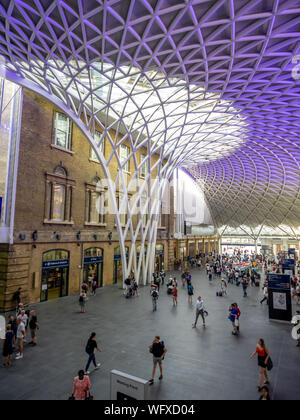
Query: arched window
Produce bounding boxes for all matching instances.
[45,166,75,224]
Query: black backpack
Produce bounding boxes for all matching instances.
[152,341,165,357]
[85,340,93,355]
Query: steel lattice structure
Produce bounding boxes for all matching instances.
[0,0,299,281]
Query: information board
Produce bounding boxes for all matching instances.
[267,274,292,322]
[110,370,149,401]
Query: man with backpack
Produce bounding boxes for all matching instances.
[149,336,167,385]
[151,287,159,312]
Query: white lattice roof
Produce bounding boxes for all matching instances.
[0,0,300,235]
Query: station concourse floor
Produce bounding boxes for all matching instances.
[1,269,300,401]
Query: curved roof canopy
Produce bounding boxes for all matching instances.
[0,0,300,236]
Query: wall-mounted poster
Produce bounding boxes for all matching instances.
[273,292,287,311]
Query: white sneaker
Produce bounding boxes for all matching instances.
[15,355,23,360]
[95,363,101,370]
[85,371,90,375]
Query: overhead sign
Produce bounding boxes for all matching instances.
[282,258,295,272]
[268,274,292,322]
[110,370,149,401]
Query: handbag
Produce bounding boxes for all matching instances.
[85,392,94,400]
[266,357,273,371]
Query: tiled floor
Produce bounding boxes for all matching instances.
[1,269,299,400]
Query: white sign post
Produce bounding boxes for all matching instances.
[0,315,6,340]
[110,370,149,401]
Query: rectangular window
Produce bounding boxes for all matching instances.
[54,112,72,150]
[52,184,66,221]
[91,131,105,161]
[89,191,105,224]
[140,154,148,178]
[120,144,130,172]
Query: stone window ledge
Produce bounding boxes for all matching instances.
[50,144,74,155]
[43,219,74,225]
[89,158,101,164]
[84,222,107,227]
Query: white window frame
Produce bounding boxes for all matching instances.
[120,144,130,172]
[91,131,105,161]
[54,112,72,150]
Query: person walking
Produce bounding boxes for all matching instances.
[79,290,87,313]
[260,285,269,305]
[242,277,249,297]
[250,339,271,391]
[91,279,97,296]
[172,285,178,306]
[15,317,25,360]
[229,304,238,336]
[85,332,102,375]
[2,325,14,367]
[28,310,39,346]
[187,282,194,304]
[72,370,91,400]
[149,336,167,385]
[192,296,206,328]
[151,287,159,312]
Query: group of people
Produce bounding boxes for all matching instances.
[2,302,39,367]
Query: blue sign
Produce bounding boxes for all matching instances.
[114,254,129,261]
[42,259,69,269]
[288,249,296,255]
[155,250,164,255]
[268,274,291,291]
[282,259,295,270]
[84,256,103,264]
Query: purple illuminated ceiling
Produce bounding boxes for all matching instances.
[0,0,300,232]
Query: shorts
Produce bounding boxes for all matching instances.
[17,338,23,347]
[30,328,36,339]
[153,357,162,366]
[258,356,267,369]
[3,347,13,357]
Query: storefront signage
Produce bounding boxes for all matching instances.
[42,259,69,269]
[110,370,149,401]
[84,256,103,264]
[288,249,296,255]
[267,274,292,322]
[155,250,164,255]
[114,254,129,261]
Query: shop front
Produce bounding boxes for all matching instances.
[114,246,129,286]
[155,244,164,272]
[41,250,69,302]
[84,248,103,288]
